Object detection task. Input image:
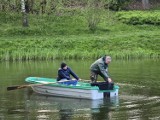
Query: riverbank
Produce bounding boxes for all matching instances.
[0,10,160,61]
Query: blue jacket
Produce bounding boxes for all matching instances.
[57,67,79,81]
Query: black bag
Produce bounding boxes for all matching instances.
[91,82,114,90]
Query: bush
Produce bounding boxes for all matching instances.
[116,10,160,25]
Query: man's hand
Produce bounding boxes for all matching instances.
[108,78,112,83]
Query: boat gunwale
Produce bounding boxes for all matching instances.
[25,77,119,92]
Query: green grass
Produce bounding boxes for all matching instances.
[0,10,160,61]
[116,10,160,25]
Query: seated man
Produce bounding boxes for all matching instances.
[57,62,80,85]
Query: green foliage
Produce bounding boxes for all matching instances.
[0,11,88,36]
[85,0,106,32]
[116,10,160,25]
[106,0,131,11]
[0,31,159,61]
[0,10,160,61]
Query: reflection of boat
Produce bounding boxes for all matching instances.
[26,93,119,112]
[23,93,119,120]
[27,94,103,110]
[25,77,119,100]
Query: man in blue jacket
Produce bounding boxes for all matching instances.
[57,62,80,82]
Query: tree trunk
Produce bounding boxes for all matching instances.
[40,0,47,14]
[21,0,29,27]
[142,0,150,9]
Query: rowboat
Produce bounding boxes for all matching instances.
[25,77,119,100]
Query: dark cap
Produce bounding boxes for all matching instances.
[61,62,67,68]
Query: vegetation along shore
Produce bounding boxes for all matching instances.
[0,0,160,61]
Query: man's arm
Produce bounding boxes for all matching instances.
[98,63,112,82]
[68,68,79,80]
[98,63,110,78]
[58,70,70,80]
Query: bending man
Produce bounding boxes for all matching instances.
[90,56,112,83]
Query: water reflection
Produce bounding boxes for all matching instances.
[1,59,160,120]
[22,90,119,120]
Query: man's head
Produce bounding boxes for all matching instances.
[61,62,67,69]
[105,56,111,64]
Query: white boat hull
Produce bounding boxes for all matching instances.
[31,85,119,100]
[32,85,104,100]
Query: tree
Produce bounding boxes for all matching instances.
[142,0,150,9]
[21,0,29,27]
[86,0,104,32]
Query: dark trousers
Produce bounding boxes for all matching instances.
[90,71,108,83]
[90,71,114,90]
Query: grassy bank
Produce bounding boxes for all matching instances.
[0,10,160,61]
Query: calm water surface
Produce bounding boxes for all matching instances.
[0,59,160,120]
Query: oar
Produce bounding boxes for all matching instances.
[72,79,90,82]
[80,79,91,82]
[7,79,73,91]
[79,79,101,82]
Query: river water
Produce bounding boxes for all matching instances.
[0,59,160,120]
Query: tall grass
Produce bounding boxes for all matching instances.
[0,33,159,61]
[0,10,160,61]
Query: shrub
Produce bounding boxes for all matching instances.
[116,10,160,25]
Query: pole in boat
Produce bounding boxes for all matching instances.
[7,79,73,91]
